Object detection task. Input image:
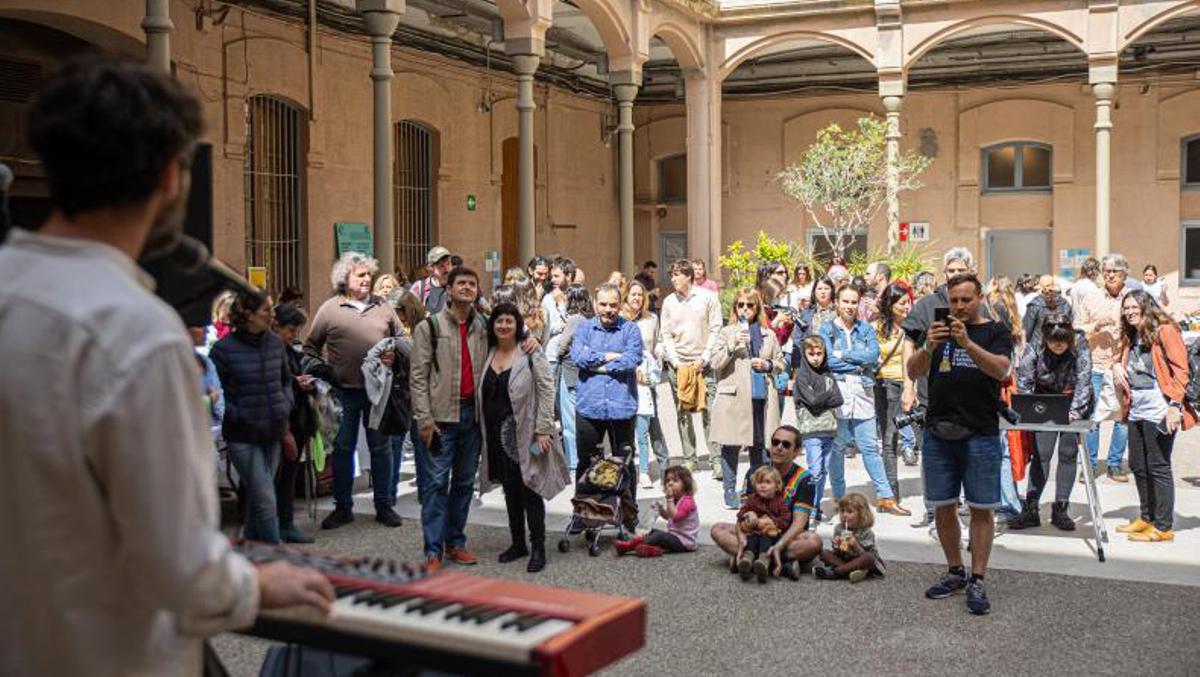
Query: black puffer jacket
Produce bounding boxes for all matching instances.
[211,329,294,444]
[1017,330,1092,419]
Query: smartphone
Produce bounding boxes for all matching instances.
[934,307,951,324]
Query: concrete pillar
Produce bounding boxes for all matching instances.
[357,0,403,275]
[1092,82,1115,257]
[142,0,173,73]
[685,71,721,272]
[883,94,903,251]
[613,79,639,275]
[512,54,541,265]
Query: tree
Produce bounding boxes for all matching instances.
[778,116,931,260]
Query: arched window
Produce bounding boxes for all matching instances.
[244,95,307,296]
[982,142,1052,192]
[394,120,440,280]
[1184,134,1200,188]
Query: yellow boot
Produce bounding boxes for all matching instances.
[1115,518,1152,534]
[1128,528,1174,542]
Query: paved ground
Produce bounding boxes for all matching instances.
[212,520,1200,676]
[214,392,1200,674]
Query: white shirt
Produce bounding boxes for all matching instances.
[0,229,258,677]
[541,290,567,363]
[660,287,723,367]
[833,323,876,420]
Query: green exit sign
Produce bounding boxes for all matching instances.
[466,194,476,211]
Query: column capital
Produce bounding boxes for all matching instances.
[882,94,903,113]
[357,0,403,37]
[511,54,540,76]
[1088,59,1118,87]
[1092,81,1116,101]
[612,82,639,104]
[609,70,643,88]
[877,71,906,98]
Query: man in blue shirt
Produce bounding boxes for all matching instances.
[570,283,644,482]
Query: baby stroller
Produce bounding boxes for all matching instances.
[557,449,639,557]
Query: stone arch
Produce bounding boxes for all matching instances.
[651,21,703,71]
[905,15,1084,69]
[720,30,874,82]
[1121,0,1200,50]
[0,2,144,56]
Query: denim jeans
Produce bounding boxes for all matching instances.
[228,441,282,544]
[998,433,1023,516]
[414,402,481,559]
[1085,371,1128,469]
[636,413,669,477]
[558,372,578,473]
[899,423,916,453]
[386,425,415,505]
[922,431,1002,509]
[332,387,394,510]
[831,417,893,500]
[803,435,835,516]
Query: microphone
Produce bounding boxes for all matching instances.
[153,235,261,297]
[139,234,261,326]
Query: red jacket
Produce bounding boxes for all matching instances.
[738,493,792,533]
[1118,324,1197,430]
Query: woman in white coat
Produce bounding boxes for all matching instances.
[709,288,786,509]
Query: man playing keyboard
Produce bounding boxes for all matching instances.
[0,59,333,676]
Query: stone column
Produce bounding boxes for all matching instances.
[685,71,721,269]
[1092,82,1115,256]
[513,54,541,265]
[883,94,903,250]
[357,0,403,275]
[612,77,639,275]
[142,0,173,73]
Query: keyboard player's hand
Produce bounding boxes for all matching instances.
[258,561,336,614]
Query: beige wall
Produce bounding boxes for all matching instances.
[636,79,1200,310]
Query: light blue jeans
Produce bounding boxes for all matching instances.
[228,441,282,544]
[998,433,1022,517]
[558,371,578,473]
[803,435,835,518]
[831,417,893,500]
[635,413,669,477]
[1085,371,1128,470]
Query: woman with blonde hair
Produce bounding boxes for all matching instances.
[373,273,402,299]
[504,266,530,285]
[606,270,629,299]
[709,288,786,509]
[986,274,1025,348]
[624,279,669,487]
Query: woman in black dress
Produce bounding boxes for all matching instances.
[478,304,568,572]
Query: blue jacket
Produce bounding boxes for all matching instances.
[211,329,294,444]
[570,316,643,420]
[818,318,880,387]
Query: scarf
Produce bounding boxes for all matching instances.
[793,353,844,415]
[748,323,767,400]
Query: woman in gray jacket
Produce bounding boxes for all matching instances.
[479,304,570,572]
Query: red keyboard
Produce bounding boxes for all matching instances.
[235,542,646,676]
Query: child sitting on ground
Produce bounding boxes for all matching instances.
[814,493,886,583]
[615,466,698,557]
[736,466,792,583]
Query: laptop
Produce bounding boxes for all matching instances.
[1011,393,1072,425]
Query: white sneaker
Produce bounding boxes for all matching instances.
[639,473,654,489]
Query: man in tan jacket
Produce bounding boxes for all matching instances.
[410,267,491,570]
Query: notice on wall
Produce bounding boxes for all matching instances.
[335,222,373,257]
[484,250,501,289]
[899,221,930,242]
[247,266,267,290]
[1059,248,1092,279]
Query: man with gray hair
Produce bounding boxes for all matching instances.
[1074,252,1132,482]
[305,251,408,528]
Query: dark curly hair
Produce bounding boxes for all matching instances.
[487,302,526,345]
[28,58,203,217]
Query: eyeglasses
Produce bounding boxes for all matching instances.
[1102,269,1123,276]
[736,302,757,309]
[770,437,795,450]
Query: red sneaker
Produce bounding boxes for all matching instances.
[424,556,442,574]
[634,544,663,558]
[445,546,479,565]
[613,535,644,556]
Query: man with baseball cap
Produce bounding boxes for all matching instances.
[410,245,452,313]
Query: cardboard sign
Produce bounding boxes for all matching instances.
[247,266,267,290]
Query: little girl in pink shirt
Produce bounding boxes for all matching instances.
[615,466,699,557]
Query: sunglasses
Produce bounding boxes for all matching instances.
[770,437,795,450]
[736,301,757,309]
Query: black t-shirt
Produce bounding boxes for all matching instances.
[927,321,1013,436]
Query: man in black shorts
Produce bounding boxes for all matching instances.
[710,425,822,580]
[906,274,1012,616]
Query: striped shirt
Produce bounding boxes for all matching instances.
[781,463,817,516]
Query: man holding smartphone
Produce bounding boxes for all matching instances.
[906,273,1013,616]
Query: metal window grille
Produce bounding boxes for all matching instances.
[394,120,436,279]
[244,95,306,296]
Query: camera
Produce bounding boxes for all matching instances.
[894,406,926,429]
[999,405,1021,426]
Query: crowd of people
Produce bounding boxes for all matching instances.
[6,60,1196,677]
[194,234,1194,617]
